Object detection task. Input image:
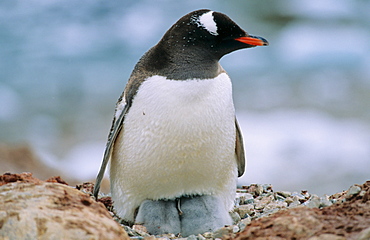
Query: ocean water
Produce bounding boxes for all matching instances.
[0,0,369,195]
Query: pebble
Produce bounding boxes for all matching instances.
[230,211,241,224]
[196,234,206,240]
[319,195,333,208]
[356,226,370,240]
[254,194,274,210]
[277,191,292,198]
[238,217,251,232]
[212,226,233,238]
[346,185,362,197]
[305,194,321,208]
[235,204,254,218]
[186,235,197,240]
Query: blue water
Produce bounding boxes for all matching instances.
[1,0,369,195]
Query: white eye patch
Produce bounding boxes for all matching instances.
[192,11,218,36]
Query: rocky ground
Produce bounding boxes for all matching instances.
[1,172,369,240]
[1,145,369,240]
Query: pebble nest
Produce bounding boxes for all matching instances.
[85,182,369,240]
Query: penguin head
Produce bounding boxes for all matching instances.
[160,9,268,60]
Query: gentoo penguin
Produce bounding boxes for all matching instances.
[94,9,268,236]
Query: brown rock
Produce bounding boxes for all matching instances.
[307,234,346,240]
[0,174,129,240]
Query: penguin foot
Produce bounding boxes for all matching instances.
[135,199,181,235]
[135,195,231,237]
[179,195,232,237]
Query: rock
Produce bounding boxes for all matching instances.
[284,196,294,205]
[254,194,274,210]
[319,195,333,208]
[230,211,241,224]
[243,184,264,197]
[346,185,362,197]
[307,234,346,240]
[301,190,311,199]
[212,226,233,238]
[277,191,292,198]
[262,184,273,193]
[291,192,306,202]
[235,192,254,205]
[196,234,206,240]
[356,227,370,240]
[132,224,149,236]
[238,217,251,232]
[186,234,197,240]
[202,232,213,238]
[288,196,301,208]
[0,176,129,240]
[305,194,321,208]
[264,201,288,211]
[235,204,254,218]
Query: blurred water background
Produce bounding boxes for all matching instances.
[1,0,369,195]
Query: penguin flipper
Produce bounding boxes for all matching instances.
[235,118,246,177]
[93,96,128,199]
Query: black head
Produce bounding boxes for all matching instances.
[138,9,268,79]
[159,9,268,60]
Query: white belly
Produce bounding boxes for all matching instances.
[111,73,238,221]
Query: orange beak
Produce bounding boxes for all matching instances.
[235,35,269,46]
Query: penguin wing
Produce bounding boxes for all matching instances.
[93,95,128,198]
[235,118,246,177]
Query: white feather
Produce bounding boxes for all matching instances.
[198,11,218,36]
[110,73,237,222]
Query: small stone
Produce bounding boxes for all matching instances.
[285,196,294,204]
[245,184,264,196]
[359,190,367,197]
[356,226,370,240]
[238,217,251,231]
[255,194,274,210]
[197,234,206,240]
[123,225,140,236]
[262,184,273,193]
[346,185,361,197]
[129,237,144,240]
[235,204,254,218]
[264,201,288,211]
[291,192,306,202]
[307,234,346,240]
[235,192,254,205]
[288,198,301,208]
[187,234,197,240]
[305,194,321,208]
[232,225,240,233]
[212,226,232,239]
[319,195,333,208]
[202,232,213,238]
[255,184,264,196]
[277,190,292,198]
[301,190,310,199]
[229,211,241,224]
[132,224,149,236]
